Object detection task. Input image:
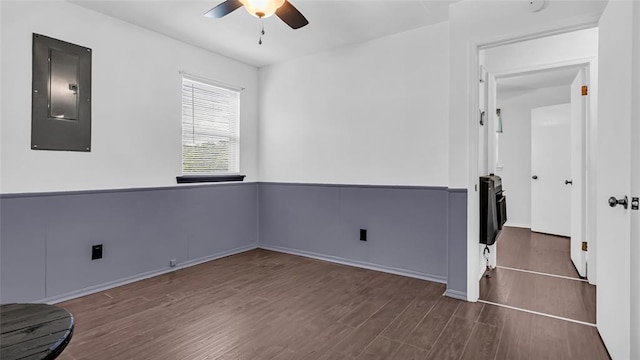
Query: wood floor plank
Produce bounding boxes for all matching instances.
[56,352,77,360]
[494,309,535,360]
[318,351,354,360]
[356,336,401,360]
[480,267,596,323]
[286,322,355,360]
[453,300,484,322]
[425,316,475,360]
[529,311,570,359]
[460,322,499,360]
[381,282,442,342]
[338,298,389,328]
[271,348,297,360]
[390,343,428,360]
[588,328,612,360]
[330,294,413,358]
[496,227,580,278]
[404,296,460,351]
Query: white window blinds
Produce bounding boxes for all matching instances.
[182,76,240,175]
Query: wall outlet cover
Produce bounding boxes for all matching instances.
[91,244,103,260]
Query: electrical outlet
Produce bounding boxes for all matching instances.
[360,229,367,241]
[91,244,103,260]
[170,259,177,267]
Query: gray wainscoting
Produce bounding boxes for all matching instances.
[0,183,258,303]
[1,182,468,304]
[258,183,468,296]
[446,189,468,300]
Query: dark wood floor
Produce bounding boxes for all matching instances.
[494,226,580,278]
[479,267,596,323]
[55,249,609,360]
[480,226,597,323]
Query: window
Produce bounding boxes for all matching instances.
[181,76,240,176]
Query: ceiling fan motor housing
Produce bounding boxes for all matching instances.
[240,0,285,18]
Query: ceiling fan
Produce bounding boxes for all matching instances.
[204,0,309,29]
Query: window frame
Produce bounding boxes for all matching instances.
[178,74,244,183]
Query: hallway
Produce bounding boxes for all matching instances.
[479,226,597,324]
[477,227,610,358]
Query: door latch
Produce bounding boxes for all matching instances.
[632,197,639,210]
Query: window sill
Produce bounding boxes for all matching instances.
[176,175,246,184]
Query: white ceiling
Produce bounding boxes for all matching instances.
[497,65,584,95]
[68,0,458,68]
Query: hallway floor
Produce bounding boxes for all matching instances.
[479,226,606,357]
[480,227,596,323]
[493,227,582,278]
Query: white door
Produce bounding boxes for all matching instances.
[570,69,587,277]
[531,104,572,237]
[631,2,640,358]
[596,1,634,358]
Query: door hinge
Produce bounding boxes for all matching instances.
[582,241,588,251]
[581,85,588,96]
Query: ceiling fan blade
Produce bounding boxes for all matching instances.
[204,0,243,18]
[275,1,309,29]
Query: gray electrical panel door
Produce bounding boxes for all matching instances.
[32,34,92,151]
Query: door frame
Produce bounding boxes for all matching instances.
[466,25,600,302]
[486,59,596,283]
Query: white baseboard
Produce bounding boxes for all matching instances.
[258,244,447,284]
[503,222,531,229]
[444,289,468,301]
[40,244,258,304]
[39,243,449,305]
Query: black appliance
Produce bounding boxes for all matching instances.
[480,174,507,245]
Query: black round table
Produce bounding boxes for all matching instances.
[0,303,74,360]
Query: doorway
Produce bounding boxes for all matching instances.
[474,27,599,284]
[465,2,639,358]
[491,64,591,278]
[479,62,597,324]
[476,28,599,327]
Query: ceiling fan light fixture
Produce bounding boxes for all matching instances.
[240,0,285,18]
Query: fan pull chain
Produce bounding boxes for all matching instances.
[258,18,265,45]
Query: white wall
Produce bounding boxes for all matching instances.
[496,85,569,228]
[0,1,259,194]
[258,22,449,186]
